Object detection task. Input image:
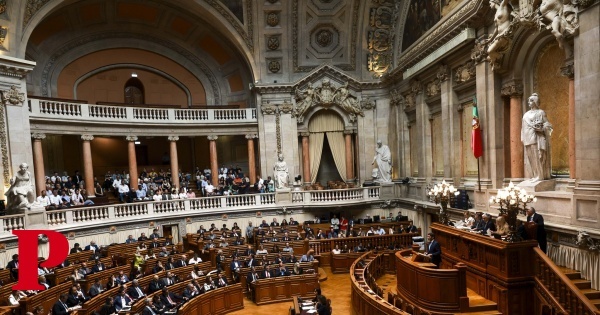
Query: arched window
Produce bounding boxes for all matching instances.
[124,77,145,104]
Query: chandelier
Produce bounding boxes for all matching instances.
[427,180,459,225]
[489,182,536,242]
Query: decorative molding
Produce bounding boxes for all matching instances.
[0,27,7,50]
[24,0,51,26]
[293,78,363,123]
[126,135,139,142]
[361,98,376,111]
[266,11,280,27]
[81,134,94,141]
[266,35,281,51]
[574,230,600,252]
[39,32,221,103]
[245,134,258,140]
[168,136,180,142]
[267,59,281,73]
[454,60,476,84]
[0,95,8,185]
[390,88,402,107]
[367,0,400,77]
[260,104,277,115]
[1,86,25,106]
[279,100,294,114]
[275,109,282,155]
[436,64,449,82]
[203,0,254,52]
[31,133,46,140]
[343,129,354,135]
[501,81,524,97]
[425,78,441,98]
[560,58,575,79]
[0,0,6,16]
[207,135,219,141]
[300,132,310,137]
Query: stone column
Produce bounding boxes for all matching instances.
[561,61,576,178]
[344,130,354,182]
[126,136,139,189]
[208,135,219,186]
[246,134,257,184]
[300,132,311,185]
[31,133,46,196]
[501,81,524,179]
[168,136,180,190]
[81,134,95,197]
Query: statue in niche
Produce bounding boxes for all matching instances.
[536,0,579,50]
[294,82,315,119]
[480,0,516,71]
[521,93,553,182]
[273,154,289,189]
[372,140,392,183]
[334,82,364,120]
[4,163,36,213]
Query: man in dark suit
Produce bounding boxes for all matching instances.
[159,287,186,309]
[182,283,200,299]
[289,217,299,225]
[88,278,104,297]
[113,287,133,312]
[425,233,442,269]
[270,218,280,226]
[246,254,259,267]
[244,245,254,256]
[404,223,418,233]
[138,233,149,241]
[69,243,82,254]
[261,266,274,279]
[230,257,242,282]
[84,241,99,252]
[276,262,289,277]
[91,260,105,273]
[6,254,19,280]
[480,213,497,235]
[246,267,259,284]
[526,207,547,253]
[216,272,228,287]
[128,279,146,301]
[148,275,164,293]
[148,239,161,249]
[142,298,160,315]
[149,229,161,239]
[52,293,71,315]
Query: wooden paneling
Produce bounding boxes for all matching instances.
[250,274,319,305]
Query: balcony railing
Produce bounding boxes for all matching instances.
[0,188,380,235]
[28,99,258,124]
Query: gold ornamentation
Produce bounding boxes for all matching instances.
[0,27,7,49]
[0,0,6,15]
[367,0,399,76]
[1,86,25,106]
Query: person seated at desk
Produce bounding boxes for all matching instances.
[471,213,485,230]
[148,239,161,249]
[341,244,350,253]
[8,290,26,306]
[282,242,294,254]
[116,270,130,285]
[404,222,418,233]
[354,243,366,252]
[289,217,299,225]
[70,243,82,254]
[292,262,303,275]
[376,225,386,235]
[256,244,268,255]
[327,227,338,239]
[395,211,408,222]
[52,293,74,315]
[259,220,269,228]
[202,276,216,293]
[300,250,315,262]
[84,240,100,252]
[262,265,275,279]
[138,232,149,242]
[128,279,146,301]
[247,266,260,284]
[106,275,118,290]
[219,237,229,248]
[88,278,104,297]
[276,262,289,277]
[90,260,105,273]
[161,272,178,287]
[474,213,496,235]
[148,275,164,293]
[216,272,228,287]
[366,227,376,236]
[332,245,341,254]
[113,287,133,312]
[160,287,186,310]
[317,298,332,315]
[142,297,161,315]
[315,229,325,239]
[462,211,475,227]
[182,283,200,300]
[493,216,510,237]
[97,297,116,315]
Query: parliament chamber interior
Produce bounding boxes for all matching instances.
[0,0,598,314]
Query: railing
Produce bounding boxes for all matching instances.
[292,187,380,204]
[28,99,258,124]
[533,247,600,315]
[1,188,379,233]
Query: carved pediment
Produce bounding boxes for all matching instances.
[293,77,364,123]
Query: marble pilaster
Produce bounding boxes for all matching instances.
[300,132,310,185]
[31,133,46,196]
[501,80,524,179]
[208,135,219,186]
[344,130,354,181]
[81,134,95,197]
[168,136,180,190]
[246,134,257,184]
[126,136,139,190]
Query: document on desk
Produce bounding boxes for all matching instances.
[306,310,317,313]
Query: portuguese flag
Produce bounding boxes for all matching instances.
[471,97,483,158]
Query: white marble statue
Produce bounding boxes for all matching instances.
[4,163,36,213]
[372,140,392,183]
[273,154,290,189]
[536,0,578,49]
[334,82,364,118]
[521,93,553,182]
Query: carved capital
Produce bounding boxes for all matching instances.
[245,134,258,140]
[501,81,524,97]
[279,100,294,114]
[81,134,94,141]
[361,98,376,110]
[126,136,138,142]
[300,132,310,137]
[560,60,575,79]
[168,136,179,142]
[390,89,402,106]
[1,85,25,106]
[426,79,441,97]
[261,104,277,115]
[409,80,422,95]
[31,133,46,140]
[207,135,219,141]
[436,64,449,82]
[343,130,354,135]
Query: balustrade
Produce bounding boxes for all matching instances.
[1,188,379,234]
[89,105,127,119]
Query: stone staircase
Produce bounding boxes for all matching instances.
[560,267,600,309]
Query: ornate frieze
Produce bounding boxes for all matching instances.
[425,79,441,98]
[367,0,400,77]
[454,60,476,84]
[1,86,25,106]
[24,0,51,26]
[293,78,364,123]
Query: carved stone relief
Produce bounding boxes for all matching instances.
[293,78,364,123]
[454,60,476,84]
[267,59,281,73]
[367,0,400,76]
[261,103,277,115]
[0,27,6,50]
[266,11,280,27]
[402,80,422,109]
[425,79,441,98]
[501,81,524,97]
[267,35,281,50]
[310,24,340,54]
[1,86,25,106]
[279,100,294,114]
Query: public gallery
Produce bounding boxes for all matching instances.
[0,0,598,314]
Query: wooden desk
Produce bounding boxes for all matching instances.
[250,274,319,305]
[395,249,469,313]
[331,252,362,273]
[178,284,244,315]
[431,223,537,314]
